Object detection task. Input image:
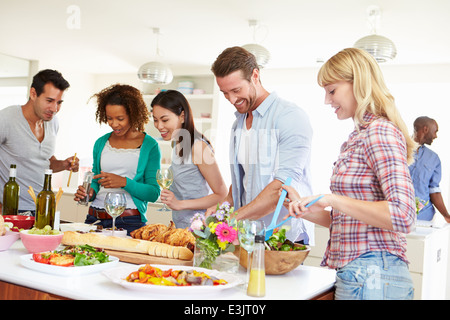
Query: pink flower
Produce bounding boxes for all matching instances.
[215,223,237,243]
[190,218,204,231]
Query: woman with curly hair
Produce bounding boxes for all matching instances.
[74,84,161,234]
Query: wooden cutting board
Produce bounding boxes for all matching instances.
[104,249,193,266]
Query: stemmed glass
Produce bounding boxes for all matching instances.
[156,168,173,212]
[238,219,265,285]
[104,192,126,237]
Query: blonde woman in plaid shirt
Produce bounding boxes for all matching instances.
[282,48,416,300]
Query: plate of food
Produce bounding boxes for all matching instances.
[102,264,242,294]
[20,244,119,276]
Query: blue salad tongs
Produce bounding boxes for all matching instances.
[264,177,291,241]
[265,181,324,241]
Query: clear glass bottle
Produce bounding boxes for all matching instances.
[247,234,266,297]
[35,169,55,229]
[2,164,20,215]
[78,171,93,206]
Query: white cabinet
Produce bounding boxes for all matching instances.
[142,74,220,169]
[58,192,89,223]
[406,225,450,299]
[303,224,450,300]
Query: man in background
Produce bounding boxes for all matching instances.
[409,116,450,223]
[0,69,79,214]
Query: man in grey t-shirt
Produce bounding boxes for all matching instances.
[0,69,79,213]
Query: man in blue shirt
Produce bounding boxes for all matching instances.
[409,116,450,222]
[210,46,314,244]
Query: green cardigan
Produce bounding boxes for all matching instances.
[91,132,161,222]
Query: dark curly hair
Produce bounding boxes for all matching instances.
[91,84,149,132]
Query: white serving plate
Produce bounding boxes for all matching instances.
[102,264,242,294]
[59,223,97,233]
[20,254,119,276]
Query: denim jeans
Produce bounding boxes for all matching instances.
[334,251,414,300]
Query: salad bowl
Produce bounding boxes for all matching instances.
[20,229,63,253]
[239,227,310,275]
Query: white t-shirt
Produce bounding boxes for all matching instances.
[91,140,140,209]
[0,105,58,211]
[237,121,253,201]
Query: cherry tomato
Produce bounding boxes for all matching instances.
[32,253,50,264]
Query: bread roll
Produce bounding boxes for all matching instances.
[0,215,5,236]
[61,231,193,260]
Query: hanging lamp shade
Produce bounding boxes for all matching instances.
[137,61,173,85]
[242,43,271,68]
[354,34,397,63]
[138,28,173,85]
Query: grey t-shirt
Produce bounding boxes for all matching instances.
[0,105,58,210]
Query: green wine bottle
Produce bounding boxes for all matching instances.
[35,169,55,229]
[2,164,20,215]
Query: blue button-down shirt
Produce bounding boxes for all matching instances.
[229,92,314,243]
[409,145,442,220]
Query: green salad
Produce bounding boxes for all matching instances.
[59,244,110,266]
[265,228,307,251]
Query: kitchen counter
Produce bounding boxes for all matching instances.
[0,240,336,301]
[305,221,450,300]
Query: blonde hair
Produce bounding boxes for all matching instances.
[317,48,416,164]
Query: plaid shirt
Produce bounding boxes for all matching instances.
[322,113,416,269]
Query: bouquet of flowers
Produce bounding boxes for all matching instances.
[415,197,429,214]
[189,202,238,269]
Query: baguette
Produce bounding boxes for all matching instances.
[145,241,192,260]
[61,231,193,260]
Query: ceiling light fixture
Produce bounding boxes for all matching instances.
[138,28,173,85]
[242,20,271,68]
[354,5,397,63]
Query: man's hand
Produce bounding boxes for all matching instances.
[49,155,79,173]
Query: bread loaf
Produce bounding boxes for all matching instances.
[131,222,195,252]
[61,231,193,260]
[131,222,174,241]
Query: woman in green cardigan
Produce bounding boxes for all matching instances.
[74,84,161,234]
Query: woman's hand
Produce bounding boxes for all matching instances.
[160,189,183,211]
[74,184,94,202]
[286,194,328,219]
[94,171,127,189]
[205,204,217,217]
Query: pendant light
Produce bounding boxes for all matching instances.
[241,20,271,68]
[354,5,397,63]
[138,28,173,85]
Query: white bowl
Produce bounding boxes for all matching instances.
[60,223,97,233]
[20,229,63,253]
[0,231,20,251]
[101,229,127,237]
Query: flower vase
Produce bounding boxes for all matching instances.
[193,242,239,273]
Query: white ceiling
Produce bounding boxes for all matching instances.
[0,0,449,75]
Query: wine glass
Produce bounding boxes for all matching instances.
[156,168,173,212]
[104,192,126,237]
[238,219,265,285]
